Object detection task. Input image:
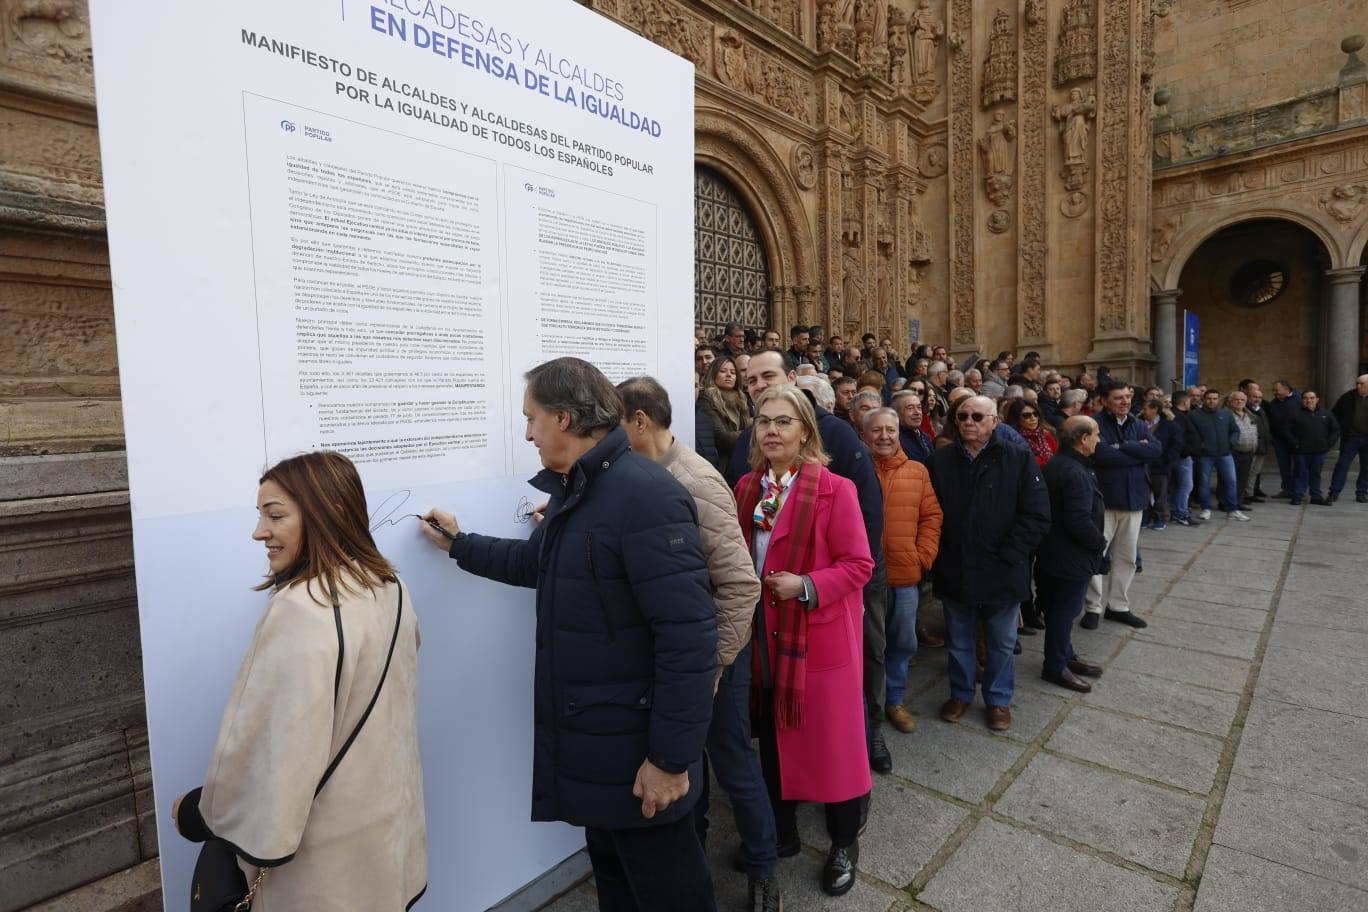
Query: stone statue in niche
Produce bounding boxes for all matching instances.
[841,172,862,244]
[980,8,1017,108]
[908,0,944,103]
[888,6,909,87]
[978,110,1017,206]
[817,0,839,49]
[840,93,861,140]
[842,245,866,313]
[878,254,893,324]
[1052,87,1097,191]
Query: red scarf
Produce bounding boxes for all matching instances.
[736,461,822,729]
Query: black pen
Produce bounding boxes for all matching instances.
[416,515,458,541]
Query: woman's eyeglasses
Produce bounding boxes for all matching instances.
[755,415,798,429]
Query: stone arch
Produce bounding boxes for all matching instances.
[1349,219,1368,266]
[1160,207,1344,290]
[694,108,816,296]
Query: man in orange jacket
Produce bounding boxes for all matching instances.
[862,407,944,733]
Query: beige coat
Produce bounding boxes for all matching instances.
[661,439,761,673]
[200,578,427,910]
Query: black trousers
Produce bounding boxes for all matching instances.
[755,692,866,849]
[585,813,717,912]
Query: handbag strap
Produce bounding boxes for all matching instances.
[314,581,404,797]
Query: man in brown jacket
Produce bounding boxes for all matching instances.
[617,377,780,911]
[863,408,943,733]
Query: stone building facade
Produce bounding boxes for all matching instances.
[1148,0,1368,395]
[2,0,1364,909]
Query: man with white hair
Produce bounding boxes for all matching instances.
[1329,374,1368,503]
[927,361,951,418]
[928,395,1051,732]
[964,369,984,394]
[796,374,836,412]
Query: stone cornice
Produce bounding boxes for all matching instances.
[1154,122,1368,184]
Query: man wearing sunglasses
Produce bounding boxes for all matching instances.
[927,395,1051,732]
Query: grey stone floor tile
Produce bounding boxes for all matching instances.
[1086,667,1240,736]
[904,673,1067,743]
[1282,571,1365,598]
[1166,581,1275,609]
[919,818,1180,912]
[1233,698,1368,810]
[886,714,1027,803]
[1255,645,1368,718]
[1178,567,1281,591]
[1148,598,1268,631]
[1214,774,1368,892]
[1189,552,1284,573]
[797,777,965,889]
[1111,639,1252,694]
[1045,705,1223,794]
[1266,591,1368,632]
[1200,543,1288,561]
[1207,535,1290,552]
[1267,616,1368,658]
[1135,616,1259,660]
[996,753,1205,876]
[1194,845,1368,912]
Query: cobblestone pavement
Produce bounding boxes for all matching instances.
[543,491,1368,912]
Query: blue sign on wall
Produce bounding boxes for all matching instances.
[1182,310,1200,388]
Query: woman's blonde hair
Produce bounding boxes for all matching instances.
[748,386,831,471]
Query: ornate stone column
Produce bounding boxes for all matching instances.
[1151,288,1182,390]
[1324,267,1366,394]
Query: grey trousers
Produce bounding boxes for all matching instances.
[862,555,889,721]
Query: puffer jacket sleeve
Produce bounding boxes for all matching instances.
[913,465,943,574]
[692,465,761,671]
[449,525,541,589]
[621,490,718,774]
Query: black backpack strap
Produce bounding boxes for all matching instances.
[314,581,404,797]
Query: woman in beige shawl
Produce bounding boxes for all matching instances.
[173,451,427,910]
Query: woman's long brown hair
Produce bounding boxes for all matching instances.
[254,451,397,604]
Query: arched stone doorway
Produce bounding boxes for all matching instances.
[694,165,771,337]
[1167,219,1332,393]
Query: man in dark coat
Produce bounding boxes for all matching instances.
[893,388,934,465]
[1037,416,1108,693]
[1329,374,1368,504]
[1266,379,1300,497]
[1169,391,1204,526]
[1188,388,1246,521]
[421,358,718,911]
[1083,382,1159,630]
[929,395,1051,733]
[1287,389,1341,505]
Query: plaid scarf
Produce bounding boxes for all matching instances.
[736,461,822,729]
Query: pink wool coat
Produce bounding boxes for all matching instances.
[738,464,874,804]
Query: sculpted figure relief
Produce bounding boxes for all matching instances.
[908,0,944,101]
[842,245,865,312]
[978,110,1017,206]
[1053,88,1097,164]
[887,6,909,86]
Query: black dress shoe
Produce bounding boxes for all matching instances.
[1068,659,1104,678]
[1017,625,1038,636]
[1310,496,1329,506]
[1080,612,1100,630]
[868,727,893,774]
[1042,667,1092,693]
[822,842,859,896]
[1326,492,1338,504]
[777,830,801,858]
[1358,493,1368,504]
[1104,608,1148,628]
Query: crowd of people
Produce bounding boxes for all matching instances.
[173,332,1367,912]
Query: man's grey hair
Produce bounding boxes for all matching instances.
[795,363,817,376]
[796,374,835,411]
[851,390,882,409]
[929,360,948,374]
[1062,389,1088,407]
[862,406,898,432]
[965,369,982,380]
[524,357,622,437]
[891,388,922,408]
[1004,385,1025,400]
[947,370,965,385]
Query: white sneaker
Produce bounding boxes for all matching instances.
[1228,510,1251,522]
[1198,509,1211,521]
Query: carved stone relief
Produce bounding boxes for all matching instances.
[887,6,909,88]
[715,29,757,94]
[986,208,1011,233]
[639,0,711,67]
[979,110,1017,207]
[1096,0,1131,334]
[907,0,945,103]
[1319,183,1368,223]
[791,144,818,190]
[1054,0,1097,86]
[1053,87,1097,192]
[919,142,948,177]
[981,8,1017,108]
[1019,0,1048,340]
[1150,213,1182,262]
[817,0,840,50]
[949,0,976,346]
[709,27,812,125]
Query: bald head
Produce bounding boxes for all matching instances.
[1357,374,1368,395]
[1060,415,1099,456]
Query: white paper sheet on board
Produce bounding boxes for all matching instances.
[89,2,694,907]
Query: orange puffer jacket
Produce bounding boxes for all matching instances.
[873,449,943,587]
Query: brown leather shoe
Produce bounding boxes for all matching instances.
[939,697,970,723]
[1042,667,1093,693]
[985,705,1012,731]
[886,704,918,733]
[1068,659,1104,678]
[919,629,946,648]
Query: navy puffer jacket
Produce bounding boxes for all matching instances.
[449,428,717,830]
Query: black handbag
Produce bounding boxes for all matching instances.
[190,583,404,911]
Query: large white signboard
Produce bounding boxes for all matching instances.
[89,2,694,907]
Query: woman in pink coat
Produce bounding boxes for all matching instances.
[735,386,874,897]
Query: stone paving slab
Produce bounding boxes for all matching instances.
[1264,590,1368,632]
[902,679,1066,744]
[1166,580,1275,609]
[1147,598,1268,631]
[1267,615,1368,658]
[1232,698,1368,810]
[1111,639,1252,694]
[1194,845,1368,912]
[1214,774,1368,892]
[919,818,1180,912]
[1188,552,1285,573]
[1255,645,1368,719]
[1280,570,1365,598]
[996,752,1206,876]
[1179,566,1282,591]
[1085,667,1241,737]
[1203,534,1290,552]
[797,778,965,889]
[1135,616,1260,660]
[1045,704,1223,794]
[885,713,1027,803]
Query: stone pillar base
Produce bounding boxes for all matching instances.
[1084,337,1159,385]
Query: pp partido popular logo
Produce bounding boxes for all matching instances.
[280,120,297,132]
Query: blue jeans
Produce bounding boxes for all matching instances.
[1272,437,1295,493]
[942,599,1018,708]
[693,643,778,879]
[1035,572,1089,675]
[1330,436,1368,496]
[1170,456,1194,520]
[1293,452,1327,499]
[884,586,920,706]
[1196,454,1238,512]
